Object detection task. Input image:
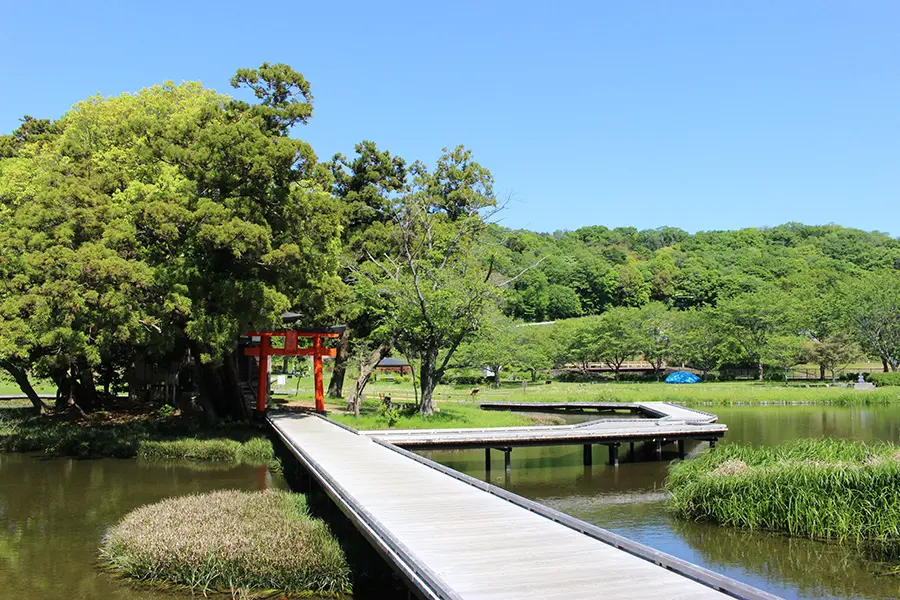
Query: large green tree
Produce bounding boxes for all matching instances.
[354,146,501,415]
[0,64,342,418]
[716,288,796,380]
[326,141,408,400]
[669,308,727,376]
[634,302,674,380]
[838,270,900,372]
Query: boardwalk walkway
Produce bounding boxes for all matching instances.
[360,402,725,451]
[270,413,774,600]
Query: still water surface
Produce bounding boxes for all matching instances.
[0,454,287,599]
[3,406,900,599]
[422,405,900,600]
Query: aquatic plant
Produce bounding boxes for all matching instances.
[667,439,900,556]
[101,489,351,597]
[0,410,275,465]
[136,436,275,465]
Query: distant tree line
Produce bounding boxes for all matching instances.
[2,63,900,420]
[454,271,898,385]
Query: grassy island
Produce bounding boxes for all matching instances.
[667,439,900,560]
[101,490,350,597]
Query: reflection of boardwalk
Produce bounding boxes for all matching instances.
[270,413,774,600]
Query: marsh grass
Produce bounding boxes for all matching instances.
[101,490,350,597]
[137,436,274,465]
[0,409,275,465]
[667,439,900,560]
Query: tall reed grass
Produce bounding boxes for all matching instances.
[137,436,274,464]
[101,489,350,597]
[667,439,900,558]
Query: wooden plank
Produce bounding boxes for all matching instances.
[270,413,776,600]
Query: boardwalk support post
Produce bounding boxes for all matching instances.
[608,442,620,466]
[709,438,717,449]
[484,448,491,476]
[655,439,663,460]
[502,447,512,473]
[629,441,635,460]
[583,444,592,466]
[677,439,686,459]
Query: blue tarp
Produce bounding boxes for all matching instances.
[665,371,702,384]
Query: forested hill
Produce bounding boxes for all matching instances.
[489,223,900,321]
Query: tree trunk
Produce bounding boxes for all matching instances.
[883,358,889,373]
[0,360,48,414]
[196,349,247,423]
[757,360,764,381]
[492,366,501,389]
[73,361,98,413]
[819,364,826,380]
[347,342,390,418]
[327,330,350,398]
[51,366,74,411]
[419,346,439,416]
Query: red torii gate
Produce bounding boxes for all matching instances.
[243,326,344,415]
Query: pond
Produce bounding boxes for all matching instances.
[421,404,900,600]
[0,454,288,599]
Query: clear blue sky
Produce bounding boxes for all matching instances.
[2,1,898,235]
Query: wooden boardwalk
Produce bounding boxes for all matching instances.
[270,413,774,600]
[360,402,725,452]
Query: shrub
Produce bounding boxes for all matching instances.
[868,372,900,387]
[101,490,350,597]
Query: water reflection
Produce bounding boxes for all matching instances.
[422,405,900,600]
[0,454,287,600]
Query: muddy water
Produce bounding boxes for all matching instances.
[422,405,900,600]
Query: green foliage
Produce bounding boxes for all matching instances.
[154,405,176,419]
[0,64,342,414]
[491,222,900,323]
[806,332,861,381]
[669,308,727,374]
[717,288,797,379]
[377,402,401,427]
[0,412,273,464]
[354,146,501,415]
[868,372,900,387]
[667,439,900,556]
[136,437,275,465]
[101,490,350,597]
[330,401,534,430]
[838,270,900,371]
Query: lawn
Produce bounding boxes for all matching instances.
[277,375,900,408]
[328,400,538,431]
[0,379,56,396]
